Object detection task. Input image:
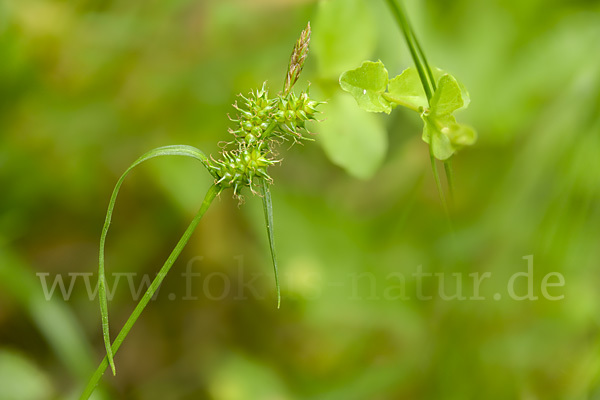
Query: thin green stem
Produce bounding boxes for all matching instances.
[384,0,434,101]
[412,27,437,93]
[429,145,452,230]
[444,158,455,207]
[382,92,421,112]
[99,145,214,375]
[386,0,457,224]
[80,184,220,400]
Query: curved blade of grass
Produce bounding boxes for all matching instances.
[82,184,220,400]
[99,145,215,376]
[259,178,280,309]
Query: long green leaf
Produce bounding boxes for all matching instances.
[259,178,280,308]
[82,184,220,399]
[98,145,215,375]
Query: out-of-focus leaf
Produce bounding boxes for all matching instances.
[312,0,376,78]
[446,123,477,147]
[208,353,289,400]
[339,60,391,113]
[0,248,97,382]
[319,94,387,179]
[0,349,53,400]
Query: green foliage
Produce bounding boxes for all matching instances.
[97,145,216,376]
[209,83,321,196]
[312,0,376,78]
[311,0,386,180]
[318,94,388,179]
[81,22,322,399]
[338,61,392,114]
[386,67,429,111]
[0,350,52,400]
[422,74,476,160]
[3,1,600,400]
[340,61,476,160]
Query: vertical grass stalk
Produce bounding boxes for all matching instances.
[384,0,454,219]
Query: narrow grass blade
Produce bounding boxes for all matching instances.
[82,184,220,400]
[99,145,215,375]
[259,178,281,308]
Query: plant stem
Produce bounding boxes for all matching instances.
[444,158,455,207]
[98,145,214,375]
[79,184,220,400]
[429,145,452,230]
[386,0,455,225]
[382,92,421,112]
[384,0,434,101]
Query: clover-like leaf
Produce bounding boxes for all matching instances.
[430,74,464,116]
[422,113,477,160]
[430,68,471,110]
[431,127,454,161]
[422,72,476,160]
[422,113,455,144]
[339,60,392,114]
[386,67,428,111]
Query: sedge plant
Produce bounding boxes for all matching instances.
[79,23,321,400]
[339,0,476,219]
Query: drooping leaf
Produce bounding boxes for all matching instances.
[98,145,215,375]
[386,67,428,111]
[259,178,280,308]
[339,60,392,113]
[319,94,388,179]
[81,184,220,400]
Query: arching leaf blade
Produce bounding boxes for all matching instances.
[99,145,215,375]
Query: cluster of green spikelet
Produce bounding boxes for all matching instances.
[208,23,322,197]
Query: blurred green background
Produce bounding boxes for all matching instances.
[1,0,600,399]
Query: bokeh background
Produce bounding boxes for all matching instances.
[1,0,600,399]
